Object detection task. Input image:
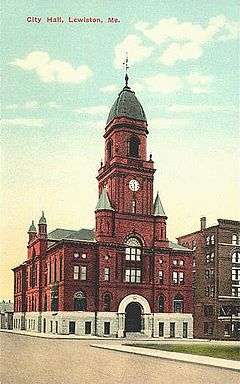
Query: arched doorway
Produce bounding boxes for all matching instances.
[125,302,142,332]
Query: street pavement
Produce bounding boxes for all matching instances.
[1,333,239,384]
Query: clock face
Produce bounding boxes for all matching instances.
[129,179,140,192]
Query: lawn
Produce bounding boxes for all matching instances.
[127,343,240,361]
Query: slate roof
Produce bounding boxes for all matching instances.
[169,241,192,252]
[153,192,166,217]
[95,186,114,211]
[48,229,190,251]
[107,85,147,124]
[48,228,95,242]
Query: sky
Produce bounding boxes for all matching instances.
[1,0,239,300]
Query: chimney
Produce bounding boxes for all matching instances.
[200,216,206,231]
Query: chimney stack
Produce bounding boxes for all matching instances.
[200,216,206,231]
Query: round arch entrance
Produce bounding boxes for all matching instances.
[125,302,142,332]
[117,294,152,337]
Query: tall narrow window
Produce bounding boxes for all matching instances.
[232,234,238,245]
[159,271,164,284]
[73,265,79,280]
[132,200,136,213]
[104,267,110,281]
[173,294,184,313]
[159,322,164,337]
[211,235,215,245]
[183,322,188,338]
[106,140,112,161]
[74,291,86,311]
[80,266,87,281]
[159,295,164,312]
[170,323,175,338]
[51,288,59,312]
[129,136,140,157]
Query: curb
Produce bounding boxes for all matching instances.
[91,343,240,372]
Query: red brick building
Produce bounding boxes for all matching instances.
[13,79,193,337]
[178,217,240,340]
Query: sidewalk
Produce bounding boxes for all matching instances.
[91,343,240,372]
[0,329,117,340]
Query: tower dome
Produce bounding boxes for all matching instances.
[39,211,47,224]
[107,84,147,125]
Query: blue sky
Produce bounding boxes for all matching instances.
[1,0,239,299]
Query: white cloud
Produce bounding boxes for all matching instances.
[129,72,212,94]
[142,74,182,93]
[114,34,153,68]
[168,104,238,113]
[135,15,239,66]
[100,84,118,93]
[1,118,45,127]
[5,101,39,110]
[135,15,239,45]
[74,105,109,115]
[160,42,203,66]
[11,51,93,83]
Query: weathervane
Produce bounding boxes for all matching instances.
[123,52,129,87]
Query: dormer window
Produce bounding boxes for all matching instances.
[129,136,140,157]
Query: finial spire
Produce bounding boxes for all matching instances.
[123,52,129,87]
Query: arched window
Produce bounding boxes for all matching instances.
[232,234,238,245]
[159,295,164,313]
[232,252,239,263]
[106,140,112,161]
[129,136,140,157]
[103,293,111,311]
[173,294,184,313]
[125,237,142,261]
[74,291,86,311]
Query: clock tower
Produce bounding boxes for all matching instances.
[95,75,168,248]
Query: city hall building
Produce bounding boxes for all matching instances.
[13,76,193,338]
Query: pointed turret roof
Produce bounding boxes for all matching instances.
[95,187,114,211]
[28,220,37,233]
[153,192,166,217]
[39,211,47,224]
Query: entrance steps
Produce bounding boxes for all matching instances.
[125,332,150,340]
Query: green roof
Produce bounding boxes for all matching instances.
[48,228,95,241]
[153,192,166,217]
[95,186,114,211]
[28,220,37,233]
[39,211,47,224]
[107,86,147,124]
[169,241,192,252]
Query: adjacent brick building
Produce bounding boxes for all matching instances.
[13,78,193,338]
[178,217,240,340]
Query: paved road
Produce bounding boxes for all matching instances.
[1,333,239,384]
